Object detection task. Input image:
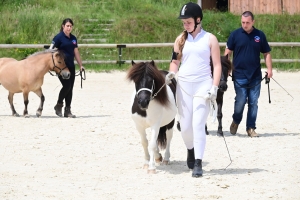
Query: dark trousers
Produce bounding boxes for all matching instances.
[57,67,75,107]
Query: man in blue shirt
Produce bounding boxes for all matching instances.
[225,11,273,137]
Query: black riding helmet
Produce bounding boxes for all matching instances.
[178,2,203,33]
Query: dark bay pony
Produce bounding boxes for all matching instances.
[127,60,177,174]
[177,55,232,136]
[206,55,233,136]
[0,49,70,117]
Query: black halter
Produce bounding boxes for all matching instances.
[48,53,68,76]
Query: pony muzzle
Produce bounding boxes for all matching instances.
[218,81,228,92]
[137,98,150,110]
[61,70,71,79]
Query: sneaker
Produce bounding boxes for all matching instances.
[230,121,239,135]
[247,128,259,137]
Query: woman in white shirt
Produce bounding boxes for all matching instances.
[166,2,221,177]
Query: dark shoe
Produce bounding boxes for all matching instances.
[230,121,239,135]
[192,159,203,178]
[247,128,259,137]
[187,148,195,169]
[54,103,63,117]
[64,107,76,118]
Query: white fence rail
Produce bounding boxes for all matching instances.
[1,42,300,48]
[0,43,299,64]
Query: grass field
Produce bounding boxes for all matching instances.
[0,0,299,71]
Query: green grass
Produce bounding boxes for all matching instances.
[0,0,299,71]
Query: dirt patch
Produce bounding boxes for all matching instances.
[0,70,299,199]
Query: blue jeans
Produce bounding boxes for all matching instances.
[232,78,261,131]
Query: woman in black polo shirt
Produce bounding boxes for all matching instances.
[49,18,84,118]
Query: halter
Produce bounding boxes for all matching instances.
[136,79,168,101]
[136,80,155,99]
[48,53,68,76]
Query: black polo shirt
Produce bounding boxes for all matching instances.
[51,31,78,68]
[226,27,271,80]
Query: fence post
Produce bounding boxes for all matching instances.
[116,44,126,67]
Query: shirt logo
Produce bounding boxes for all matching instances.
[254,36,260,42]
[72,40,77,45]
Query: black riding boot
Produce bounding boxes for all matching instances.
[192,159,203,178]
[54,103,63,117]
[187,148,195,169]
[64,107,76,118]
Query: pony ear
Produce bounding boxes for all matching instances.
[150,60,155,66]
[131,60,135,65]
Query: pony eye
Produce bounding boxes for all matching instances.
[58,61,62,64]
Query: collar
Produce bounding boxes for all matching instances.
[62,31,72,38]
[187,29,204,40]
[241,26,255,34]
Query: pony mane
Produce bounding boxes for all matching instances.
[27,49,65,59]
[220,55,233,72]
[210,55,233,74]
[127,61,169,106]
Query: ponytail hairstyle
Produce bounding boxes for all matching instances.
[177,30,188,61]
[60,18,74,32]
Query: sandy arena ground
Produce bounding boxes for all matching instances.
[0,69,299,200]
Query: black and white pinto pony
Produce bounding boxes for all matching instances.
[127,61,177,174]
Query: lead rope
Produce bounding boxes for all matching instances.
[75,69,86,89]
[230,72,275,104]
[151,82,167,100]
[177,82,218,123]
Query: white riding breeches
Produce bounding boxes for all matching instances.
[177,78,212,159]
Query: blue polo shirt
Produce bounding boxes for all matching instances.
[51,31,78,68]
[226,27,271,80]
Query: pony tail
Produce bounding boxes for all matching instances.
[177,30,188,61]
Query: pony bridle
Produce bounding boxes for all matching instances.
[136,80,155,100]
[220,69,227,82]
[136,79,167,100]
[51,53,68,75]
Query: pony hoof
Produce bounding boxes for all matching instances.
[24,115,30,118]
[36,112,41,117]
[155,156,163,163]
[143,164,149,169]
[162,160,169,165]
[147,169,156,174]
[13,113,20,117]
